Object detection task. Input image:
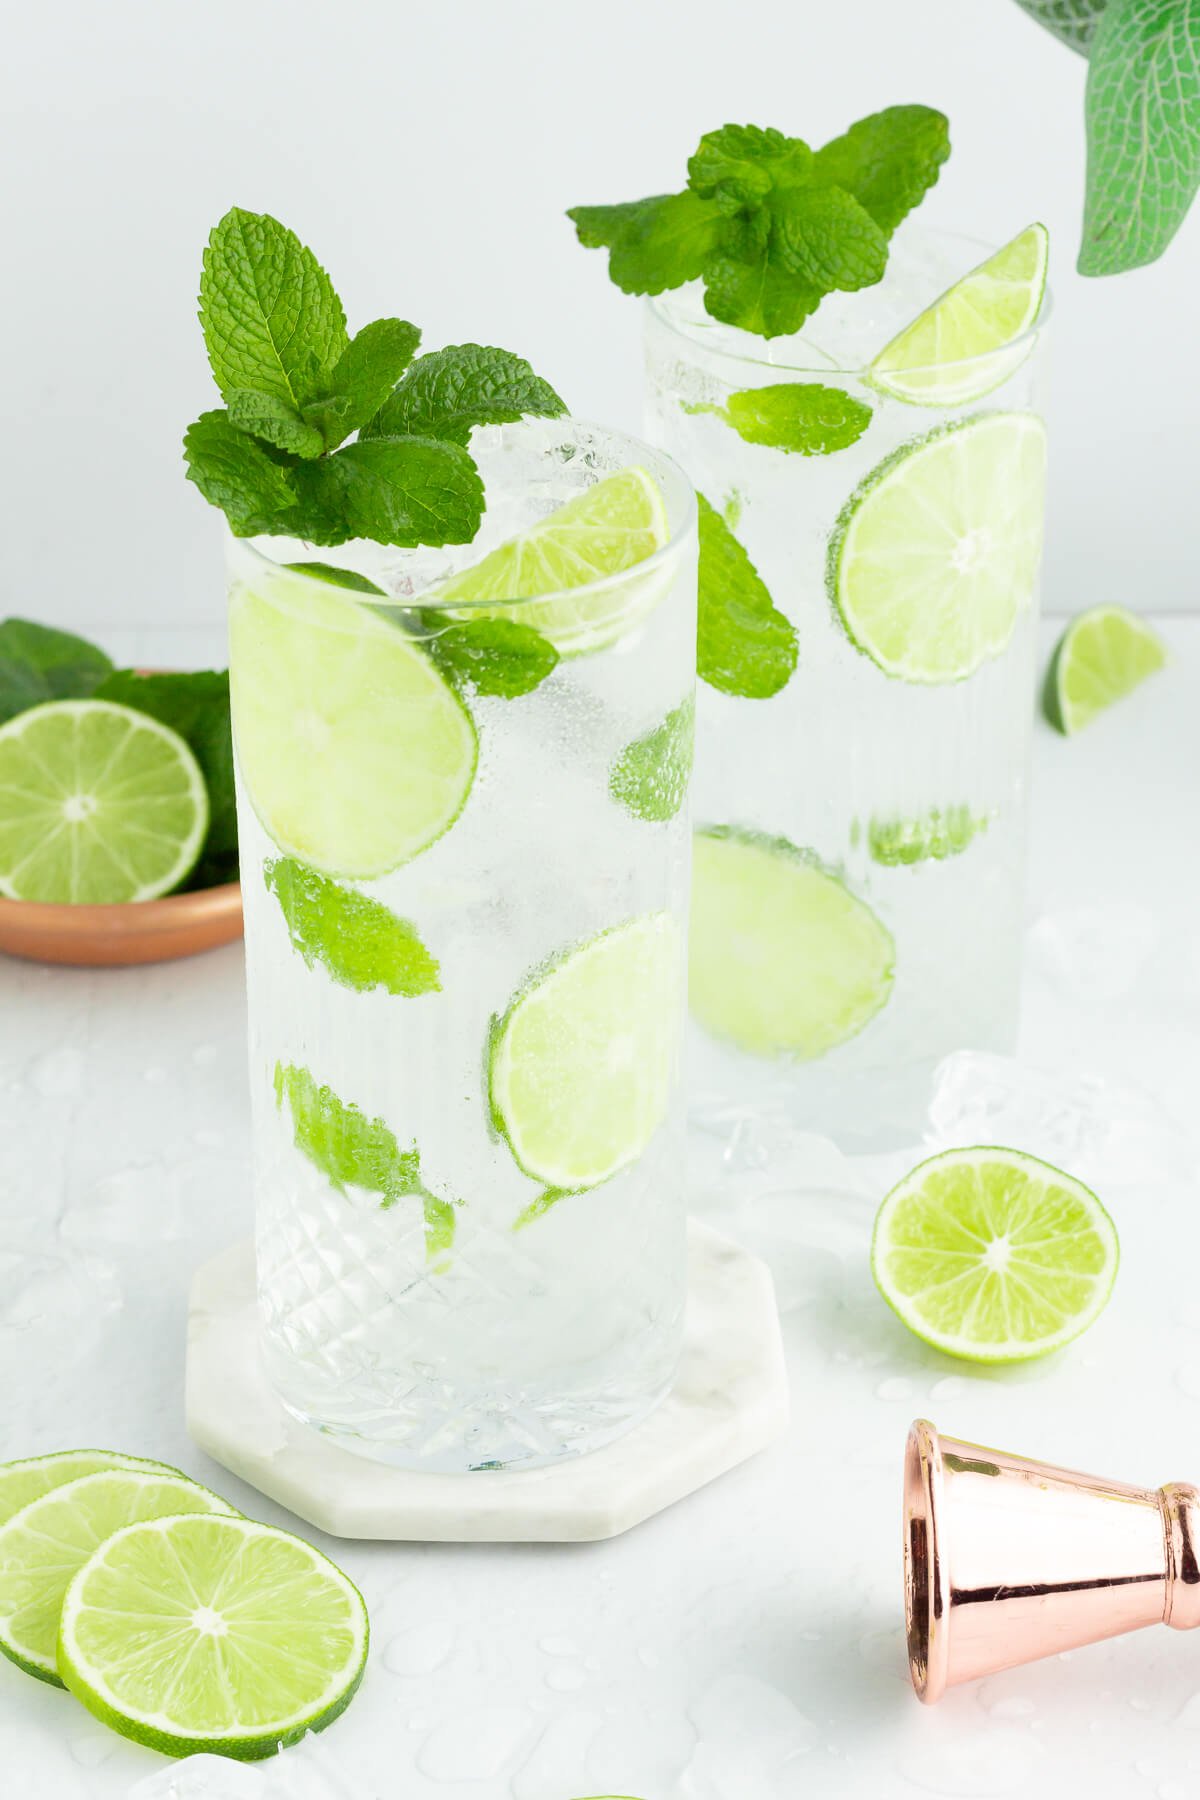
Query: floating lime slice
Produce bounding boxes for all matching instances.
[229,573,477,878]
[827,412,1047,683]
[58,1512,368,1760]
[489,913,682,1189]
[689,827,893,1059]
[0,1450,178,1529]
[0,1468,235,1684]
[0,700,208,902]
[1043,605,1167,734]
[869,223,1049,406]
[432,467,671,653]
[872,1145,1119,1362]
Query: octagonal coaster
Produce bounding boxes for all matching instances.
[186,1222,788,1542]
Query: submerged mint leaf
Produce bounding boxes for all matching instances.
[609,694,694,823]
[265,857,441,996]
[568,192,724,294]
[275,1062,421,1203]
[868,805,990,867]
[302,318,422,449]
[286,561,387,595]
[301,437,484,547]
[715,382,873,454]
[200,208,348,409]
[688,124,812,207]
[421,615,559,698]
[0,619,113,724]
[227,389,325,459]
[702,247,822,337]
[365,344,566,446]
[697,493,797,698]
[513,1188,578,1231]
[1012,0,1108,53]
[423,1193,457,1263]
[774,185,888,290]
[183,411,299,536]
[811,105,951,235]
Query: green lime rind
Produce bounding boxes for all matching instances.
[0,1450,181,1529]
[609,695,694,823]
[1043,605,1167,734]
[871,1144,1119,1363]
[867,806,990,867]
[57,1512,369,1761]
[264,857,440,997]
[690,825,893,1060]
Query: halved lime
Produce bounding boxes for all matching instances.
[0,700,208,902]
[1043,605,1167,734]
[872,1145,1119,1362]
[58,1512,368,1761]
[869,223,1049,406]
[431,467,671,653]
[0,1450,177,1529]
[828,412,1047,683]
[229,573,477,877]
[0,1468,236,1684]
[690,826,893,1059]
[489,913,682,1189]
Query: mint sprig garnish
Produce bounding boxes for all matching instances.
[568,106,949,338]
[185,208,566,546]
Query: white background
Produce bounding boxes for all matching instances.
[2,0,1197,636]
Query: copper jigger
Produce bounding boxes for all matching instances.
[904,1419,1200,1702]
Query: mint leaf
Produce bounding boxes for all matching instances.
[1080,0,1200,274]
[314,437,484,546]
[275,1062,423,1204]
[421,615,559,697]
[568,192,724,294]
[513,1188,578,1231]
[609,695,694,822]
[264,858,440,995]
[227,389,325,459]
[702,247,822,337]
[707,382,873,454]
[365,344,566,445]
[697,493,797,698]
[183,410,299,536]
[200,208,348,409]
[0,619,112,724]
[286,561,387,595]
[302,318,422,449]
[688,124,812,207]
[811,106,951,234]
[1012,0,1108,53]
[773,185,888,289]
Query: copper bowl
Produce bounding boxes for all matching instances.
[0,881,243,967]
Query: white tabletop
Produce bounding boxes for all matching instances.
[3,617,1200,1800]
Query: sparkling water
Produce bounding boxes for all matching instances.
[229,421,697,1470]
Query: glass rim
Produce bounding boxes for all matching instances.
[228,417,698,616]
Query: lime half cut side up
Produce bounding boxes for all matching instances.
[872,1145,1119,1362]
[1043,605,1167,734]
[229,572,477,878]
[869,222,1049,406]
[58,1512,369,1761]
[828,412,1047,683]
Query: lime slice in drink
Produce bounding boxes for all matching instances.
[58,1512,369,1760]
[867,805,989,867]
[1043,605,1167,734]
[690,826,893,1059]
[0,700,208,903]
[872,1145,1119,1362]
[869,222,1049,406]
[489,913,682,1189]
[229,574,477,878]
[828,412,1047,683]
[432,467,671,653]
[0,1468,236,1684]
[0,1450,178,1528]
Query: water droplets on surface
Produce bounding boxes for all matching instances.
[415,1705,536,1782]
[382,1618,457,1676]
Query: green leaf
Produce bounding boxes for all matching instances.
[274,1061,425,1205]
[314,437,485,546]
[811,105,951,234]
[773,185,888,291]
[1012,0,1109,53]
[286,561,387,595]
[420,615,559,697]
[688,123,813,207]
[227,389,325,459]
[1080,0,1200,274]
[712,382,873,454]
[512,1188,578,1231]
[0,619,113,724]
[697,493,797,698]
[94,669,237,888]
[199,207,348,408]
[302,318,422,449]
[609,695,694,822]
[365,343,566,445]
[702,247,823,337]
[567,192,724,294]
[264,857,440,995]
[183,410,299,536]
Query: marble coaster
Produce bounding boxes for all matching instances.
[186,1222,789,1542]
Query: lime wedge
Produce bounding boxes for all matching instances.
[229,574,477,878]
[432,467,671,653]
[690,826,893,1059]
[489,913,682,1189]
[0,1450,178,1528]
[0,700,208,902]
[869,223,1049,406]
[1043,605,1167,734]
[0,1468,236,1684]
[872,1145,1119,1362]
[828,412,1047,683]
[58,1512,368,1760]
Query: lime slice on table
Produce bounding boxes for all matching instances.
[432,466,671,654]
[0,1450,178,1528]
[489,913,682,1190]
[0,700,208,903]
[690,827,893,1060]
[1043,605,1167,734]
[229,574,477,878]
[869,223,1049,406]
[872,1146,1119,1362]
[0,1467,236,1684]
[828,412,1047,683]
[58,1512,368,1760]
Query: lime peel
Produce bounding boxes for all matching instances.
[1043,605,1167,734]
